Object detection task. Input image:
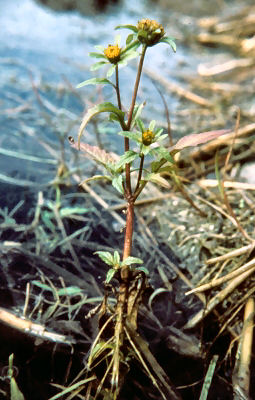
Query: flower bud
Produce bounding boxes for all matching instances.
[104,44,121,64]
[142,130,155,146]
[137,19,165,46]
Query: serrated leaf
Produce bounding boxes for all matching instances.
[154,128,164,137]
[149,120,156,131]
[113,251,120,266]
[69,138,119,167]
[121,256,143,266]
[76,78,114,89]
[94,251,114,266]
[77,102,125,148]
[115,24,138,33]
[169,129,230,152]
[106,268,116,283]
[90,61,108,71]
[136,118,145,133]
[112,175,124,194]
[89,52,107,59]
[160,36,177,52]
[115,150,139,169]
[151,146,174,163]
[117,130,141,143]
[151,160,164,173]
[156,134,168,142]
[144,172,171,188]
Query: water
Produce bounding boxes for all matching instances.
[0,0,252,189]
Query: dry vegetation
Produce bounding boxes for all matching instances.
[0,4,255,400]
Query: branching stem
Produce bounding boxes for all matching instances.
[134,153,144,194]
[124,45,147,198]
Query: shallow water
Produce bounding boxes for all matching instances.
[0,0,253,190]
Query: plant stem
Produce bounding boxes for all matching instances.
[133,158,167,201]
[134,153,144,194]
[127,45,147,130]
[115,64,122,111]
[124,45,147,197]
[123,200,134,260]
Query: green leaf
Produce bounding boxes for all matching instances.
[59,207,91,217]
[156,134,168,142]
[144,172,170,188]
[94,45,104,52]
[157,165,175,174]
[80,175,112,184]
[136,118,145,133]
[10,377,25,400]
[130,103,145,129]
[112,175,124,194]
[48,378,95,400]
[140,144,151,156]
[89,52,107,59]
[151,160,164,173]
[113,251,120,266]
[160,36,177,52]
[121,256,143,266]
[122,39,140,55]
[76,78,114,89]
[126,33,134,45]
[154,127,164,136]
[135,266,149,275]
[119,50,139,64]
[32,280,53,292]
[115,34,121,46]
[149,120,156,131]
[106,268,116,283]
[116,150,139,169]
[151,146,174,163]
[41,211,55,232]
[117,130,141,144]
[90,61,108,71]
[94,251,114,266]
[106,64,116,77]
[57,286,83,296]
[78,102,125,148]
[115,24,138,33]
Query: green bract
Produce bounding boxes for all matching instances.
[84,35,140,78]
[116,19,176,51]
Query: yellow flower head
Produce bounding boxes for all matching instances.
[104,44,121,64]
[137,19,165,46]
[142,130,155,146]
